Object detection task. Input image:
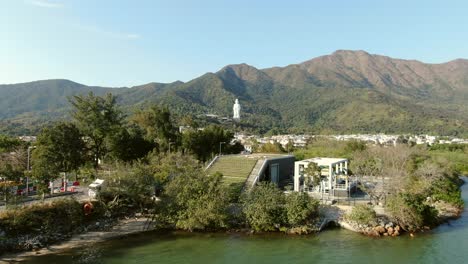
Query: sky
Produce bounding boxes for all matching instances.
[1,0,468,87]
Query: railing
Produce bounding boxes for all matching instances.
[335,183,347,190]
[250,159,268,189]
[204,155,219,171]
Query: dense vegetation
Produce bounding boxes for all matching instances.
[345,205,377,226]
[0,91,466,252]
[1,51,468,136]
[296,138,465,231]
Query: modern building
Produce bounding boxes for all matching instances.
[206,153,295,191]
[294,157,356,197]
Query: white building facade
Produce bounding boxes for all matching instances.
[294,157,355,197]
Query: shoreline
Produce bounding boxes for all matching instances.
[0,217,152,263]
[1,199,463,262]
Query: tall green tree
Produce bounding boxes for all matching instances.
[31,122,86,194]
[182,125,242,162]
[133,105,179,153]
[0,135,22,153]
[70,92,123,168]
[106,125,155,162]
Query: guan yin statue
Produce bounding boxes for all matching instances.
[233,98,241,121]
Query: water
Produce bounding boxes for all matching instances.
[21,178,468,264]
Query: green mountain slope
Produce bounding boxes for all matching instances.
[1,50,467,136]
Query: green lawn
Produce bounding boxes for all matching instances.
[207,156,258,199]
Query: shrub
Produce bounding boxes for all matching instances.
[99,163,155,215]
[241,182,286,232]
[431,178,464,207]
[0,199,84,237]
[285,192,319,226]
[386,193,438,230]
[159,169,230,231]
[346,204,377,225]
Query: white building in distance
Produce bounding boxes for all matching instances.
[233,98,241,120]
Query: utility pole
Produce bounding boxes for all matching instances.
[26,146,36,196]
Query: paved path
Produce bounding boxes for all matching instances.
[0,187,90,210]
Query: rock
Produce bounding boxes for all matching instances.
[385,222,394,229]
[393,230,400,236]
[374,226,386,234]
[395,225,401,232]
[383,232,389,236]
[387,227,394,235]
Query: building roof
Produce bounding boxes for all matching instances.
[297,157,347,166]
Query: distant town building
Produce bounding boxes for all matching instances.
[233,98,241,120]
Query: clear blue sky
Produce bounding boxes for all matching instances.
[1,0,467,87]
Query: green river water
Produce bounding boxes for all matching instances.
[23,178,468,264]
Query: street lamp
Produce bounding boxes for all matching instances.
[219,142,225,156]
[26,146,36,196]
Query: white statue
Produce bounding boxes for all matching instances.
[233,98,241,120]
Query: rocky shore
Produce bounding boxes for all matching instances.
[339,218,403,237]
[1,200,463,262]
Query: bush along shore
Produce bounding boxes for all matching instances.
[0,184,464,256]
[1,155,465,256]
[339,178,464,237]
[340,205,462,238]
[0,198,139,254]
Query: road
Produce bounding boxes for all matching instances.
[0,186,91,210]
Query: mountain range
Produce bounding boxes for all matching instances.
[1,50,467,136]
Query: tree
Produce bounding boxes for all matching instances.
[351,145,414,205]
[31,122,85,194]
[182,125,240,162]
[99,163,155,214]
[146,152,202,192]
[0,148,25,203]
[106,125,155,162]
[344,140,366,154]
[133,105,179,153]
[70,92,123,168]
[257,141,286,153]
[0,135,22,153]
[284,140,295,153]
[303,162,322,188]
[242,182,286,232]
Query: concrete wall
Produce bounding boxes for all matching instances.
[258,155,295,185]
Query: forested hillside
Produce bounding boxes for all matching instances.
[1,50,467,136]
